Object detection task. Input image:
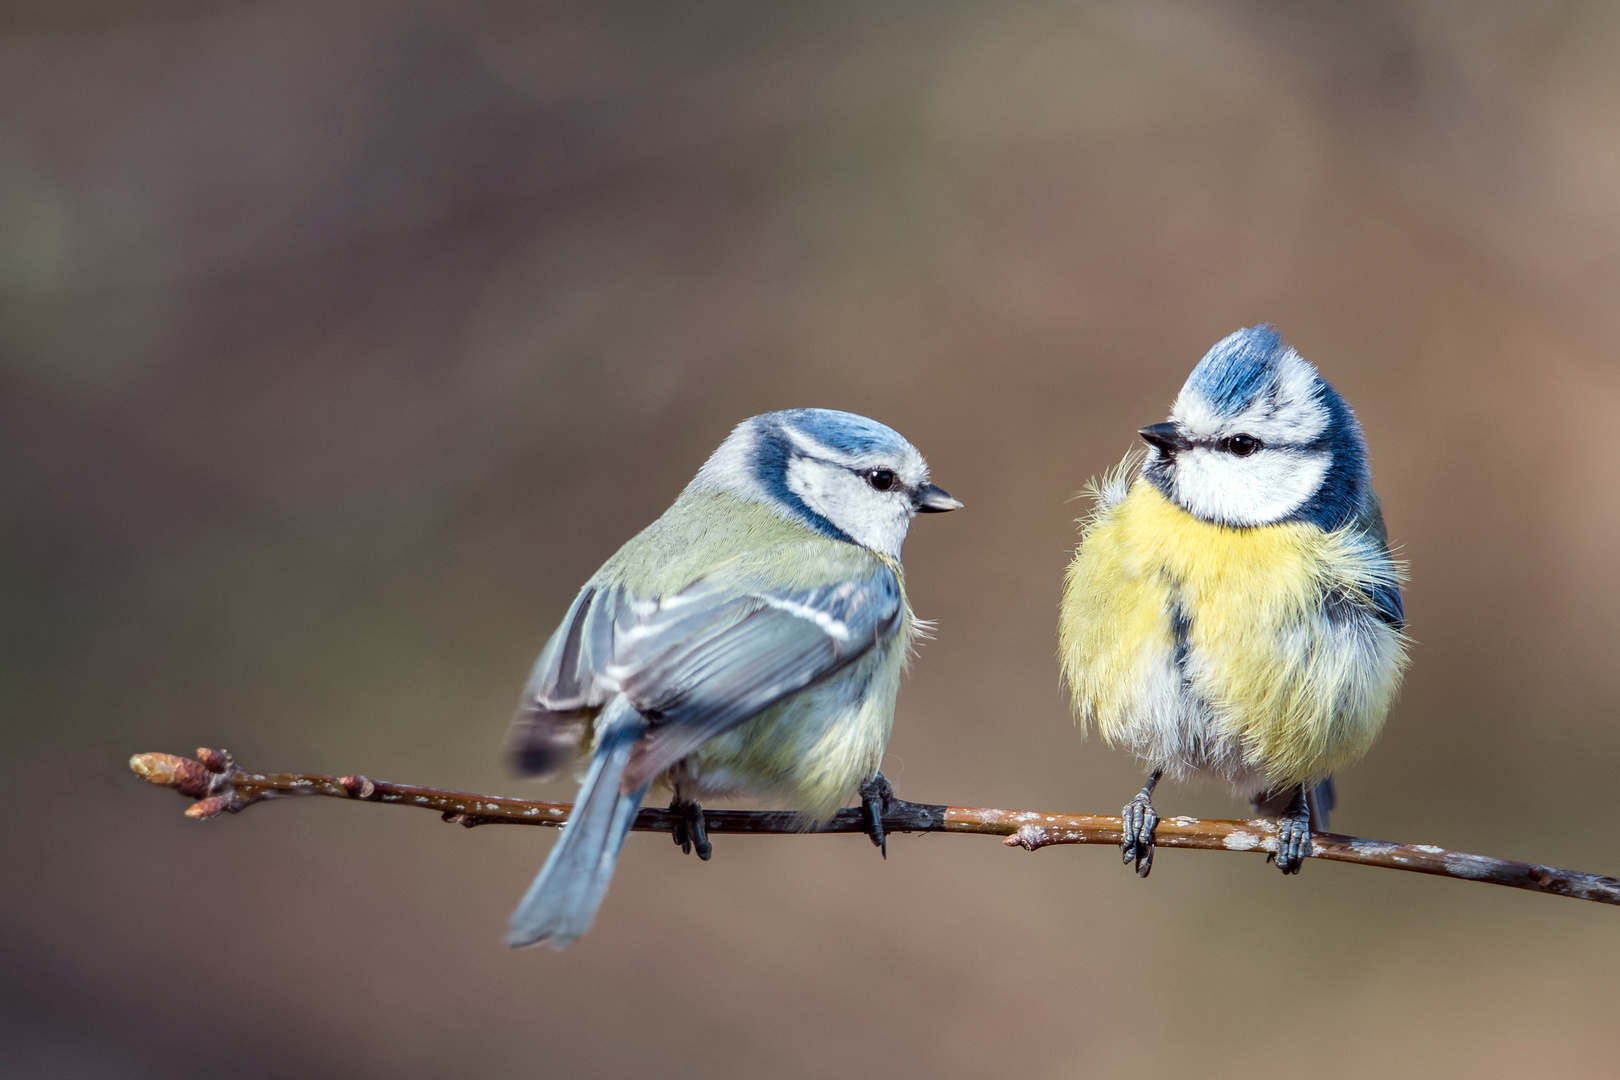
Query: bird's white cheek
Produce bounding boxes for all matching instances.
[1173,449,1329,526]
[786,464,910,556]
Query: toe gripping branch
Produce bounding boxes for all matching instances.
[670,798,713,860]
[1122,770,1163,878]
[860,772,895,857]
[854,772,947,858]
[1269,786,1313,875]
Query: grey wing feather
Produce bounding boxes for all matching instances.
[615,571,902,789]
[507,585,618,777]
[1368,580,1404,631]
[510,561,902,785]
[1356,493,1405,631]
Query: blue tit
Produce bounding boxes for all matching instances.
[1060,325,1407,876]
[504,409,961,948]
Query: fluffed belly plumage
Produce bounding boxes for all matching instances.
[1061,483,1407,791]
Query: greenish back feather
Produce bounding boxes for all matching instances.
[594,490,884,596]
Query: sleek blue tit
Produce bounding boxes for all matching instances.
[1060,325,1407,875]
[504,409,960,948]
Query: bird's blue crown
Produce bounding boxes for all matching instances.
[773,409,915,460]
[1171,326,1373,532]
[1186,325,1292,417]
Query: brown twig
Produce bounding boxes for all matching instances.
[130,749,1620,907]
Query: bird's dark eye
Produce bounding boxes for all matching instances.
[865,468,897,491]
[1220,434,1261,457]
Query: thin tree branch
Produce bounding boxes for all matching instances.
[131,749,1620,907]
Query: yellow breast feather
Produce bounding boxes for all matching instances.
[1061,480,1407,787]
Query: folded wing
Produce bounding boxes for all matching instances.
[509,560,902,787]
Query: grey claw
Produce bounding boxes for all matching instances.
[1137,804,1158,877]
[1274,806,1312,875]
[670,798,712,860]
[859,772,893,858]
[1122,795,1158,877]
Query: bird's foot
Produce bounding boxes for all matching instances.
[669,797,712,861]
[1268,787,1313,875]
[1122,770,1162,878]
[859,772,893,858]
[1122,795,1159,877]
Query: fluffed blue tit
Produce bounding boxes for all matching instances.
[504,409,961,948]
[1060,326,1407,875]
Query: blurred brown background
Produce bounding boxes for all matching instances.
[4,1,1620,1076]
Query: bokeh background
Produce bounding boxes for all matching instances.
[5,1,1620,1076]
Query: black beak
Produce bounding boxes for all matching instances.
[913,483,963,513]
[1138,422,1188,455]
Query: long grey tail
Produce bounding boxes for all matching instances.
[507,699,649,949]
